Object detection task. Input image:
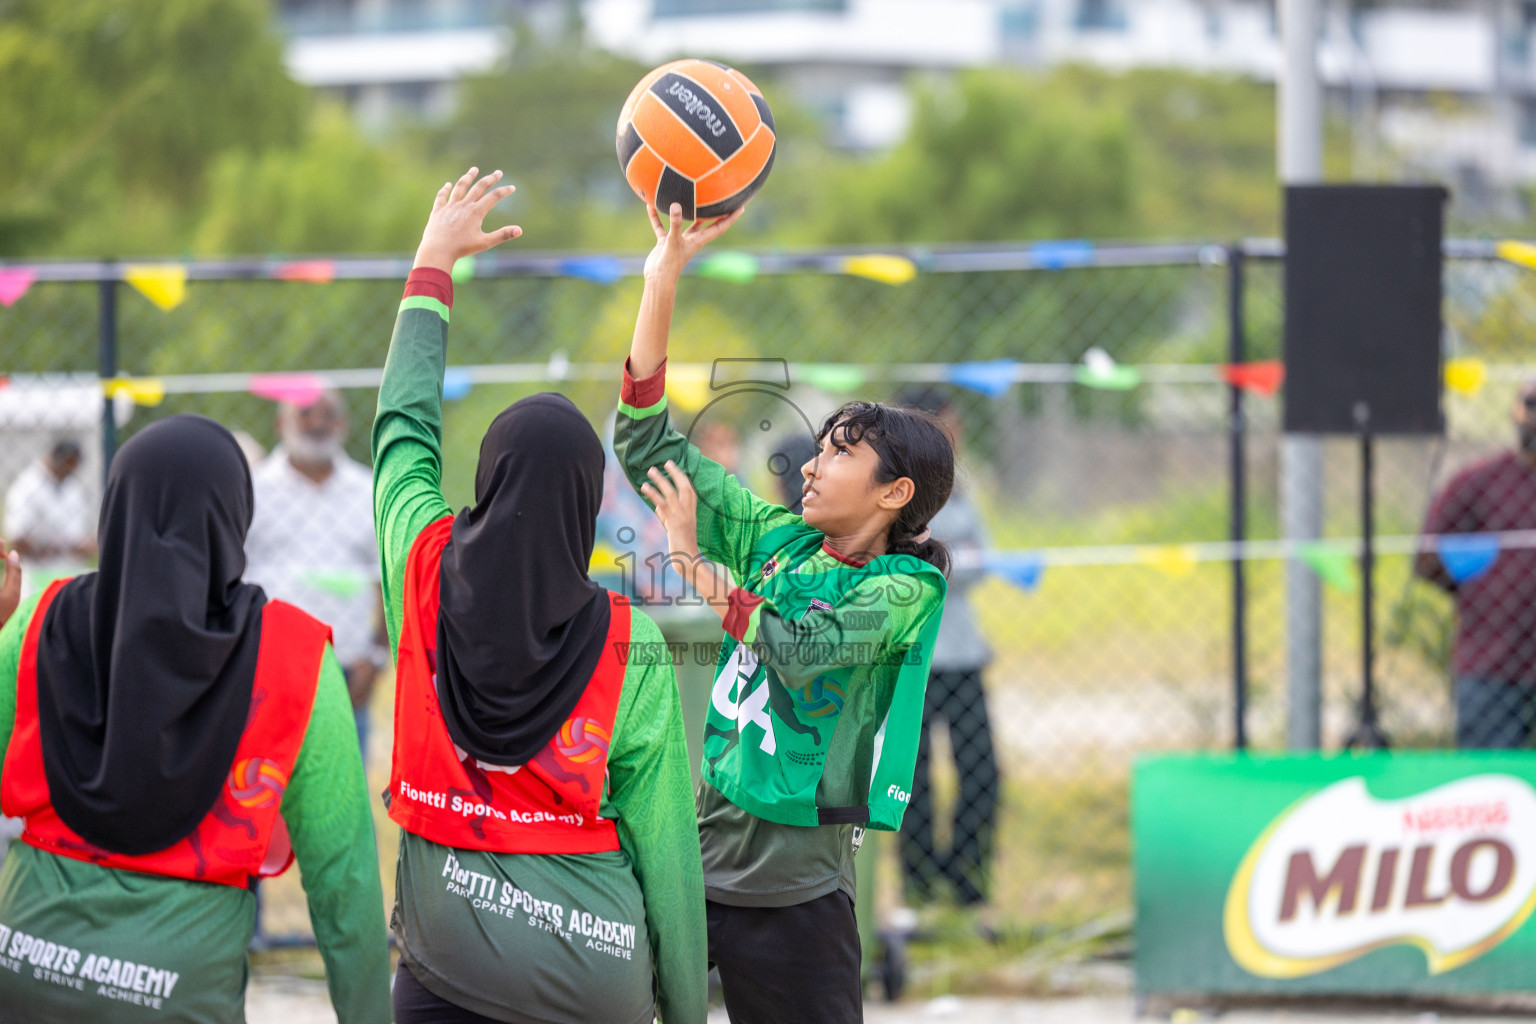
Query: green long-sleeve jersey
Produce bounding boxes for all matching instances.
[0,592,392,1024]
[372,268,706,1024]
[614,359,945,908]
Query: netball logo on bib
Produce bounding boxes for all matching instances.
[557,717,612,765]
[229,758,288,809]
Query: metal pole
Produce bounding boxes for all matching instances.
[1347,406,1388,749]
[1228,244,1249,752]
[1280,0,1325,750]
[98,274,118,485]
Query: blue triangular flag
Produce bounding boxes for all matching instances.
[442,367,473,401]
[947,360,1018,398]
[1028,240,1096,270]
[1436,534,1501,584]
[992,553,1044,592]
[561,256,623,285]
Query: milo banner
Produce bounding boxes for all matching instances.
[1135,753,1536,994]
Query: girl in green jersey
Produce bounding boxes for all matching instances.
[615,203,954,1023]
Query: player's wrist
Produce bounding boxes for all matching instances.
[412,241,460,274]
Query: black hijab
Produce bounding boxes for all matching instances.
[35,415,266,856]
[436,393,612,767]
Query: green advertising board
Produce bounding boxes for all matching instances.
[1135,753,1536,995]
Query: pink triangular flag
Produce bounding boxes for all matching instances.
[249,373,328,408]
[274,260,336,284]
[0,268,36,307]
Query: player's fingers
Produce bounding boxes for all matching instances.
[450,167,478,203]
[477,225,522,252]
[668,203,684,239]
[646,464,679,503]
[468,169,502,203]
[663,461,695,498]
[432,180,453,212]
[478,184,516,211]
[639,481,669,515]
[647,204,666,239]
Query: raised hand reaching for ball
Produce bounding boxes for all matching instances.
[413,166,522,274]
[643,202,744,284]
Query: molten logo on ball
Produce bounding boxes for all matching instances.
[229,758,288,809]
[557,717,612,764]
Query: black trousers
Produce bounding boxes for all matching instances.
[394,961,503,1024]
[708,891,862,1024]
[899,668,1000,905]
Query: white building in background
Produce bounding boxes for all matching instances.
[273,0,1536,195]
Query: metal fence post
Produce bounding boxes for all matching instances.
[98,270,118,484]
[1228,244,1249,751]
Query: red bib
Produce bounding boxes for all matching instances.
[1,579,331,889]
[388,517,629,854]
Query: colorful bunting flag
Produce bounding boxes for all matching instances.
[590,543,623,574]
[1220,360,1285,396]
[1297,542,1358,593]
[561,256,623,285]
[841,254,917,286]
[1141,545,1199,577]
[992,553,1044,592]
[274,260,336,284]
[1076,347,1141,390]
[442,367,473,401]
[697,251,759,283]
[102,377,165,407]
[451,256,477,283]
[801,364,866,393]
[301,569,369,599]
[666,364,712,413]
[1496,240,1536,271]
[125,264,187,311]
[1444,357,1486,397]
[0,267,36,307]
[249,372,328,408]
[1028,240,1096,270]
[1435,534,1500,584]
[1075,364,1141,390]
[947,360,1018,398]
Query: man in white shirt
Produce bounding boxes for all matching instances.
[3,439,97,593]
[244,390,387,760]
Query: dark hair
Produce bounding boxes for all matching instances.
[817,401,955,575]
[49,438,83,463]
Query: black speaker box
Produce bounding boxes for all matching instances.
[1282,184,1447,435]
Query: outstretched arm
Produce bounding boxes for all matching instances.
[373,168,521,646]
[615,203,801,582]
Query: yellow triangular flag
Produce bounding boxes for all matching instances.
[103,377,165,406]
[1141,545,1198,578]
[125,264,187,311]
[666,364,712,414]
[1497,240,1536,271]
[1445,357,1486,397]
[841,254,917,286]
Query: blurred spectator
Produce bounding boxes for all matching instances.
[1416,378,1536,749]
[894,386,1001,912]
[245,390,387,761]
[772,433,820,514]
[694,421,741,474]
[3,438,96,593]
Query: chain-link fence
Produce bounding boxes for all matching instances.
[1,240,1531,988]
